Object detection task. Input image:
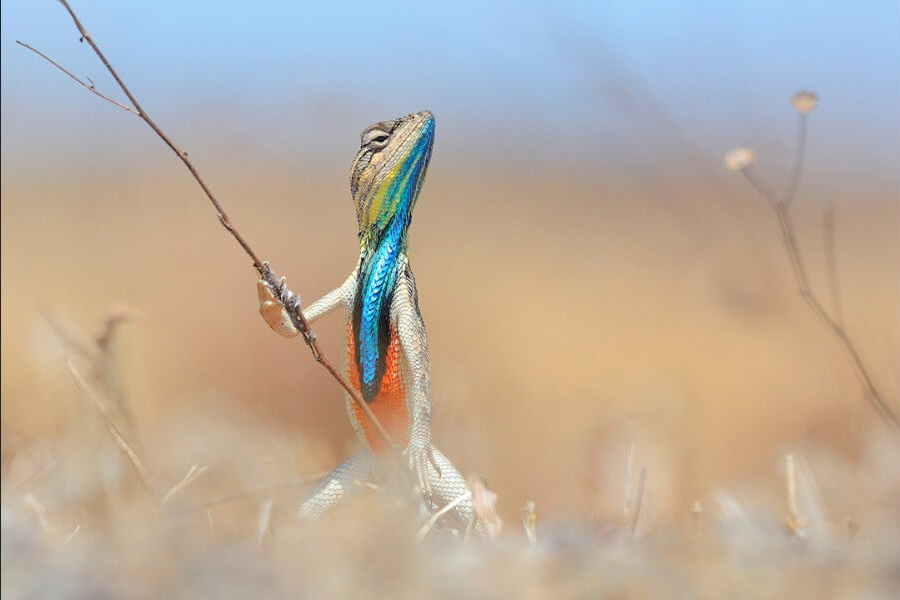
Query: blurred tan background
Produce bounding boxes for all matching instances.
[2,2,898,531]
[3,147,897,526]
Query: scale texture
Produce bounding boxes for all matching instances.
[260,111,479,534]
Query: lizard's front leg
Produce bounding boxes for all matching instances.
[257,273,302,338]
[257,267,357,336]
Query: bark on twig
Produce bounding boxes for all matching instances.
[19,0,398,451]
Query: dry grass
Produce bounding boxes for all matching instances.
[2,303,898,598]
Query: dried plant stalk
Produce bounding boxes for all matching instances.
[727,93,899,429]
[18,0,398,451]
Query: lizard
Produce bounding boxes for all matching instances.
[256,110,479,534]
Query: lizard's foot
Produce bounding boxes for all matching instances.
[257,266,301,338]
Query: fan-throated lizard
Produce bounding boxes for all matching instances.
[257,110,478,533]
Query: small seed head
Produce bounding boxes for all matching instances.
[792,91,818,115]
[724,147,756,171]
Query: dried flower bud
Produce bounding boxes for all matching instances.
[791,91,818,114]
[522,500,536,543]
[469,476,503,538]
[724,147,756,171]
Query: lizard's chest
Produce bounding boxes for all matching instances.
[346,321,409,452]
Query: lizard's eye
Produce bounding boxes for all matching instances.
[362,128,391,150]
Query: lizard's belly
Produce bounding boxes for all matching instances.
[347,323,409,452]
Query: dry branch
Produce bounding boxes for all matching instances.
[728,93,899,430]
[15,40,137,114]
[19,0,398,452]
[629,465,647,537]
[415,491,472,542]
[66,359,155,495]
[161,464,208,505]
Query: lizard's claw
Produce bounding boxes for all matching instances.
[257,276,300,338]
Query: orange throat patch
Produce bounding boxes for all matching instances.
[347,324,409,453]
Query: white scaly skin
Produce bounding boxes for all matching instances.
[258,111,480,535]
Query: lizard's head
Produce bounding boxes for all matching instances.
[349,110,435,245]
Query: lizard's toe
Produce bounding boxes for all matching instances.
[257,279,299,337]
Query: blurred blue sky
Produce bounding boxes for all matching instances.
[2,1,898,177]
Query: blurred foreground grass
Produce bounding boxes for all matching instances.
[2,330,897,597]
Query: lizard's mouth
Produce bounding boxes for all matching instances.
[393,110,434,139]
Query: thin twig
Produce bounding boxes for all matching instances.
[781,113,808,207]
[741,166,778,210]
[628,465,647,537]
[738,107,899,429]
[264,273,400,449]
[42,311,95,361]
[622,443,635,523]
[10,452,61,492]
[55,0,263,268]
[822,201,845,327]
[775,201,898,428]
[22,0,398,452]
[16,40,137,114]
[256,498,274,546]
[66,358,155,495]
[161,464,208,505]
[415,491,473,542]
[785,454,800,527]
[64,523,81,542]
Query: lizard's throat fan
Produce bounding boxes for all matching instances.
[349,111,434,402]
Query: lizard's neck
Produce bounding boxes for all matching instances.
[358,199,411,269]
[352,195,412,401]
